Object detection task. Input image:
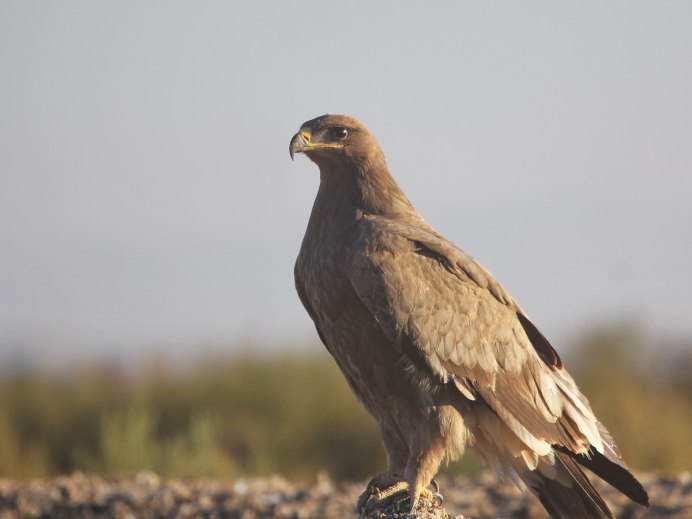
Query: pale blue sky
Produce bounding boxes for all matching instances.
[1,2,691,364]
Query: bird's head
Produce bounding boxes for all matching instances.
[289,114,383,170]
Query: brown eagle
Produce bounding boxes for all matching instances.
[290,114,648,518]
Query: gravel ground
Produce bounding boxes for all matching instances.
[0,471,689,519]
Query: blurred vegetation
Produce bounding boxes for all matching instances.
[0,324,690,481]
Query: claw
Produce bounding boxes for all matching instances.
[430,478,444,504]
[409,494,419,514]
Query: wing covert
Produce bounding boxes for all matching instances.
[348,217,602,456]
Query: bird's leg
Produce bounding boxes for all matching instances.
[359,424,446,513]
[357,423,411,511]
[405,435,446,513]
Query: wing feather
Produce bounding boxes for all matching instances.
[349,216,601,459]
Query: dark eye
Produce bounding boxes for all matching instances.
[332,127,349,140]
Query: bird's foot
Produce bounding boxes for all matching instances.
[357,475,443,516]
[409,479,444,514]
[357,471,401,512]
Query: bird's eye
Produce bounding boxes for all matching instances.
[332,127,349,140]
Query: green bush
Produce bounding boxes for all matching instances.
[0,326,689,480]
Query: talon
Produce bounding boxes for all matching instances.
[429,479,443,504]
[409,496,419,514]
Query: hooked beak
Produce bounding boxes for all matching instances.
[289,128,312,161]
[289,126,343,161]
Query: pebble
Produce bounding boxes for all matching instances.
[0,472,688,518]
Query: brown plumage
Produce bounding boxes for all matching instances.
[290,114,648,518]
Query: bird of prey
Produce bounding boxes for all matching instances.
[290,114,648,518]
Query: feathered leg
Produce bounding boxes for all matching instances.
[404,426,446,513]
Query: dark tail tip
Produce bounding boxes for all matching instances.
[562,447,650,507]
[524,451,616,519]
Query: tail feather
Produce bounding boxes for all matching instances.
[522,450,614,519]
[557,445,649,507]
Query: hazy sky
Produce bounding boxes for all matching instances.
[1,2,691,364]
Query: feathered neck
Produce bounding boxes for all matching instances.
[315,151,416,220]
